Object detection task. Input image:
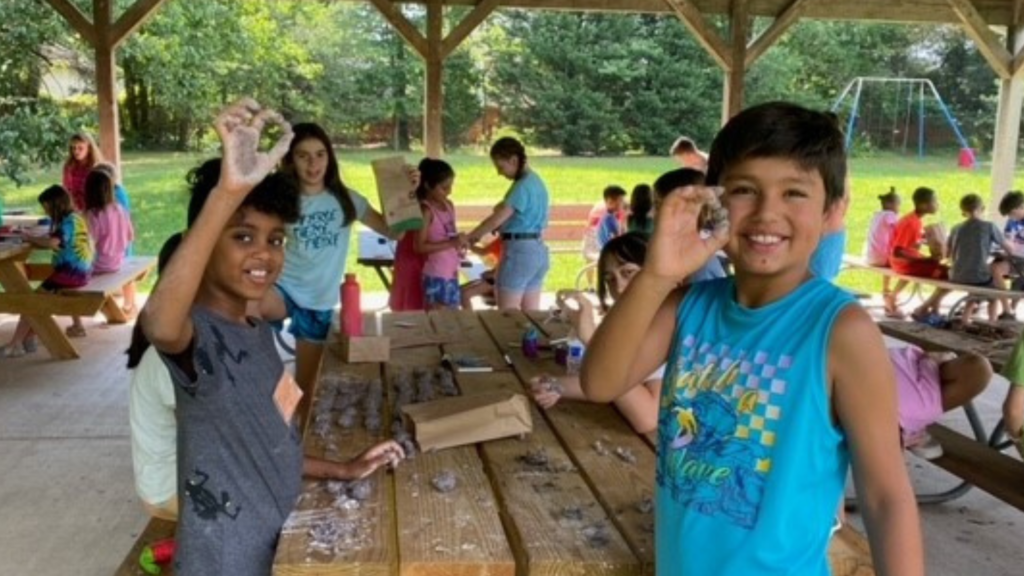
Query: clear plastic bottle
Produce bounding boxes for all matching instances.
[566,330,585,376]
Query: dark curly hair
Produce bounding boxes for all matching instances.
[186,158,299,227]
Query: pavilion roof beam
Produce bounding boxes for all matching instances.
[662,0,732,70]
[368,0,430,58]
[441,0,500,58]
[948,0,1013,78]
[745,0,812,67]
[111,0,168,48]
[42,0,96,47]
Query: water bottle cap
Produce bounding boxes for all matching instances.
[345,273,357,281]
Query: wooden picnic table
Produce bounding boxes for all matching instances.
[0,242,155,359]
[273,309,873,575]
[877,320,1024,512]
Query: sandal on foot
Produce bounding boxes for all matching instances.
[0,345,25,358]
[65,325,87,338]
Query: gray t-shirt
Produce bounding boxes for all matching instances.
[949,219,1004,284]
[161,306,303,575]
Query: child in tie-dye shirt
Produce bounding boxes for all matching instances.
[1,185,93,357]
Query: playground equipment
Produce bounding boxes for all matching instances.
[831,77,975,168]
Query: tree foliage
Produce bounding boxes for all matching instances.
[0,0,1012,181]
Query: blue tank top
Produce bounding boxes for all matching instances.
[656,277,855,576]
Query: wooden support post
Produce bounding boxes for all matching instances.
[441,0,499,59]
[368,0,428,58]
[43,0,166,181]
[425,1,445,158]
[990,25,1024,212]
[722,0,749,123]
[93,0,121,171]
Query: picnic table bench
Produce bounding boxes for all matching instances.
[268,309,874,575]
[0,243,155,359]
[878,320,1024,512]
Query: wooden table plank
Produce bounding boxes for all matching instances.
[878,320,1017,371]
[382,313,515,576]
[480,310,656,572]
[928,424,1024,512]
[274,359,397,576]
[431,311,640,575]
[429,309,510,372]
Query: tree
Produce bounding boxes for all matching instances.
[0,0,76,186]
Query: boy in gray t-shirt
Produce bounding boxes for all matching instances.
[948,193,1016,320]
[142,101,403,575]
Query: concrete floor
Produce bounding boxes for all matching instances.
[0,295,1020,575]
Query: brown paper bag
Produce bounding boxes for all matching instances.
[372,156,422,233]
[401,391,532,452]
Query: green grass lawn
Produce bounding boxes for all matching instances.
[1,150,1017,295]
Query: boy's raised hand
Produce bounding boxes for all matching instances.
[213,98,293,197]
[646,186,729,284]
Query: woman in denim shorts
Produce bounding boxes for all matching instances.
[467,138,550,310]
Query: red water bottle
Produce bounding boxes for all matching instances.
[341,273,363,337]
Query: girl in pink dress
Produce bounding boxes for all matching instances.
[866,188,902,317]
[415,159,464,309]
[84,168,137,320]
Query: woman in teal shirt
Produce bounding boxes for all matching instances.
[468,137,550,310]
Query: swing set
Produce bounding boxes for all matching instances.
[831,77,976,168]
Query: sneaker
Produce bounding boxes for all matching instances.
[905,431,944,460]
[0,345,25,358]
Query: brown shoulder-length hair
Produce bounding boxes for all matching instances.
[64,132,103,169]
[281,123,357,227]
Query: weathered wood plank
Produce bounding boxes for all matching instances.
[441,0,500,58]
[274,359,397,575]
[368,0,429,58]
[479,310,655,572]
[382,314,516,576]
[949,0,1013,77]
[442,312,640,575]
[928,424,1024,512]
[430,310,511,372]
[829,525,876,576]
[745,0,811,66]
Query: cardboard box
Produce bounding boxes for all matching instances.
[402,391,533,452]
[337,335,391,363]
[372,156,422,234]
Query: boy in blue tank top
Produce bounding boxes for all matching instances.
[582,102,922,576]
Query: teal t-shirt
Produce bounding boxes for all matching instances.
[278,190,369,310]
[656,277,855,575]
[501,170,549,234]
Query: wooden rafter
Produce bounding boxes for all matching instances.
[948,0,1012,78]
[42,0,96,47]
[368,0,429,58]
[662,0,732,70]
[111,0,168,48]
[441,0,499,58]
[745,0,811,67]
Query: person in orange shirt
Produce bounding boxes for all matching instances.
[887,186,950,322]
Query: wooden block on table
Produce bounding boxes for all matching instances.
[336,335,391,363]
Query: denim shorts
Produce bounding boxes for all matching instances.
[497,239,550,293]
[272,285,333,342]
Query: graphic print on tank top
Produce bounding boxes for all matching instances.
[657,337,790,529]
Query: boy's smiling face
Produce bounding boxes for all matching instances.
[202,207,286,312]
[720,156,831,281]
